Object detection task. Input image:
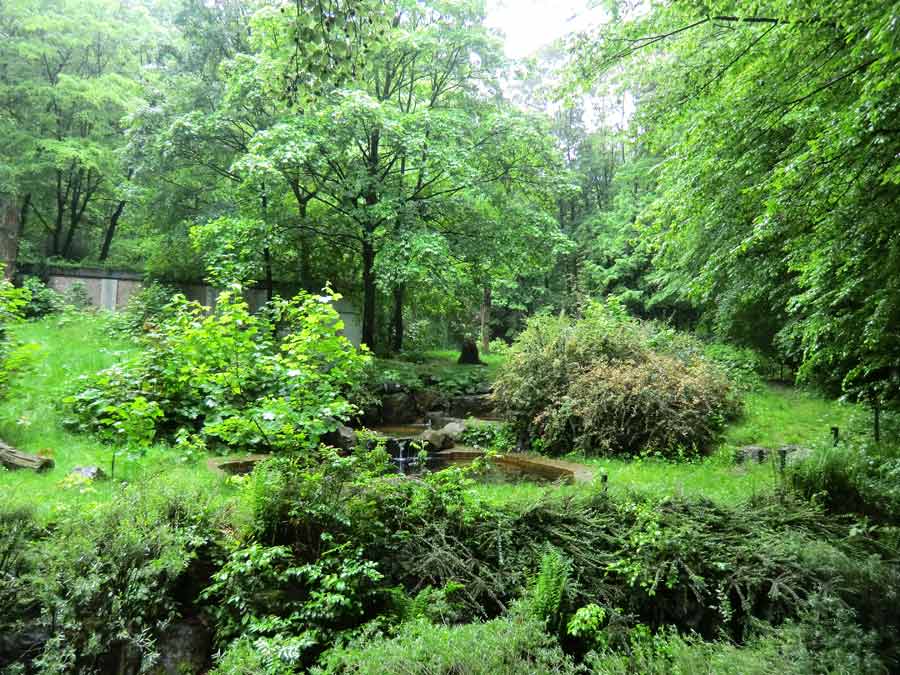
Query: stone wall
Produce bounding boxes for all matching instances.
[24,266,363,346]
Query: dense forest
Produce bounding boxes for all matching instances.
[1,0,899,673]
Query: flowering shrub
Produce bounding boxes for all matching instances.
[64,285,369,453]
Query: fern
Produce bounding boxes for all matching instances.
[529,546,572,634]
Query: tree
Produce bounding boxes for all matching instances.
[575,1,900,412]
[240,0,564,350]
[0,0,166,261]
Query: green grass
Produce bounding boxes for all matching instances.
[472,384,860,507]
[421,348,506,381]
[724,384,857,448]
[0,313,227,523]
[1,318,860,517]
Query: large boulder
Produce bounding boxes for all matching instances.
[439,421,466,441]
[449,394,494,419]
[381,392,419,425]
[151,620,211,674]
[322,424,358,452]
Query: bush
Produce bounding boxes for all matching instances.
[314,616,579,675]
[0,507,42,669]
[61,280,91,309]
[65,286,369,453]
[20,276,65,318]
[0,281,30,395]
[493,301,740,457]
[788,443,900,523]
[702,342,766,392]
[110,281,178,337]
[23,482,227,673]
[584,602,886,675]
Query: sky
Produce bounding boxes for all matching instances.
[485,0,605,59]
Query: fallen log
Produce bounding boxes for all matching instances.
[0,440,54,472]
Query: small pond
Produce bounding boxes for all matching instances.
[389,454,561,484]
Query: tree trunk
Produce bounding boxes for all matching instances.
[361,236,376,349]
[0,196,20,280]
[99,199,126,261]
[53,171,65,256]
[299,234,311,287]
[18,193,31,239]
[264,246,273,302]
[391,283,404,353]
[0,440,54,472]
[480,285,492,354]
[873,393,881,444]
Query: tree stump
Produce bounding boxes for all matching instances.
[457,338,485,365]
[0,440,54,471]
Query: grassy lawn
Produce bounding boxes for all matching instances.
[1,316,861,518]
[474,384,860,508]
[0,314,226,522]
[421,348,506,381]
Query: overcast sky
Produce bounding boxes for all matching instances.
[485,0,605,59]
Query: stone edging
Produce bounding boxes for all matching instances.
[435,448,595,484]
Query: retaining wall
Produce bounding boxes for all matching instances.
[19,265,363,346]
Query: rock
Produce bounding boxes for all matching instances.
[381,381,404,394]
[381,392,419,425]
[413,389,443,414]
[734,444,811,466]
[733,446,769,464]
[449,394,494,419]
[473,381,493,395]
[420,429,453,451]
[439,421,466,440]
[70,465,106,480]
[151,620,211,674]
[426,411,463,429]
[783,445,813,465]
[0,627,49,670]
[322,424,357,452]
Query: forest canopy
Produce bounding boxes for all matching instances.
[1,0,898,407]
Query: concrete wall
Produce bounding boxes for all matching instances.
[34,267,363,347]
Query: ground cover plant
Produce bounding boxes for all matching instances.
[3,441,899,673]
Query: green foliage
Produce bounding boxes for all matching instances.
[576,0,900,407]
[493,301,740,457]
[460,421,516,452]
[0,0,164,260]
[0,280,30,395]
[20,277,65,318]
[314,616,579,675]
[788,443,900,523]
[65,286,368,453]
[585,599,886,675]
[702,343,766,392]
[60,281,91,310]
[527,547,573,635]
[26,482,226,673]
[109,281,178,338]
[0,507,42,660]
[202,542,383,662]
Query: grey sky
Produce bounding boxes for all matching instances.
[485,0,605,59]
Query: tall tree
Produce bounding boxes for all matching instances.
[576,0,900,405]
[0,0,165,261]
